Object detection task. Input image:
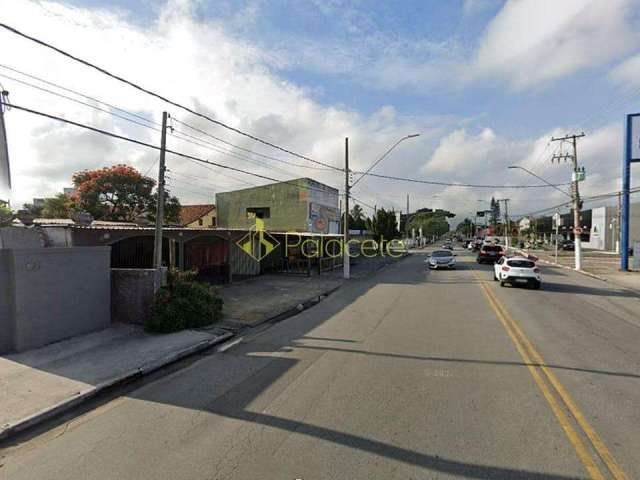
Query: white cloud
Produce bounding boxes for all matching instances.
[0,0,630,221]
[423,122,626,223]
[0,0,446,209]
[610,53,640,89]
[270,0,640,93]
[472,0,639,90]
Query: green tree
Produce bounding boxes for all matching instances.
[42,193,74,218]
[72,165,180,223]
[0,203,12,226]
[349,204,367,230]
[408,211,450,237]
[22,202,43,216]
[456,217,475,237]
[366,208,399,243]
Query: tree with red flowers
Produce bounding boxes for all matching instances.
[72,165,180,223]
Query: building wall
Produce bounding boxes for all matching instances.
[186,209,216,228]
[583,207,606,250]
[111,268,163,324]
[216,179,339,232]
[0,247,111,354]
[216,180,309,231]
[0,250,15,353]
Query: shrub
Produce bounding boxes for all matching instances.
[145,269,223,333]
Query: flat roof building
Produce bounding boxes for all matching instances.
[216,178,340,234]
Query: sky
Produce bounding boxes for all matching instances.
[1,0,640,224]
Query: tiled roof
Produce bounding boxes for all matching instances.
[179,204,216,226]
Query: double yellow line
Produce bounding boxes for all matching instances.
[472,269,628,480]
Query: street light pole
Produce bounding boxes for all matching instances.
[351,134,420,188]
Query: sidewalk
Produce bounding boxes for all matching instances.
[0,254,405,441]
[515,248,640,293]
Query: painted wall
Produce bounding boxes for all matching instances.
[583,207,606,250]
[216,179,338,232]
[0,247,111,354]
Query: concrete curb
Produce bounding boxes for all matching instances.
[0,258,402,442]
[532,256,640,296]
[0,331,233,442]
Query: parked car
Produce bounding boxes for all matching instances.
[561,240,575,251]
[427,250,456,269]
[494,256,541,289]
[477,244,504,264]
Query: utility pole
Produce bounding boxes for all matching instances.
[153,111,169,270]
[551,133,585,270]
[343,137,350,280]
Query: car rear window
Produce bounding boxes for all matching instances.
[507,260,535,268]
[482,245,501,252]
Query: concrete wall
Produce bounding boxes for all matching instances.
[583,207,606,250]
[0,247,111,354]
[216,179,339,232]
[111,268,163,324]
[0,250,15,353]
[0,227,45,249]
[216,180,309,231]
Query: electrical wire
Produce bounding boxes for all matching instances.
[352,171,572,189]
[0,22,341,171]
[2,69,335,185]
[0,70,161,132]
[0,100,344,197]
[0,63,159,127]
[171,118,336,171]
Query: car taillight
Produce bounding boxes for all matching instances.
[533,267,540,273]
[501,266,510,271]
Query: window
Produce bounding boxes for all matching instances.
[246,207,270,219]
[507,260,535,269]
[198,218,203,226]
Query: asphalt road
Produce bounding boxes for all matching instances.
[2,248,639,479]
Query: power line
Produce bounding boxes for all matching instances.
[0,70,161,132]
[354,171,572,189]
[0,100,344,198]
[511,187,640,218]
[171,118,336,171]
[0,22,340,171]
[0,63,159,127]
[0,68,317,180]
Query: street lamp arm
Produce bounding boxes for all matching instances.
[507,166,572,198]
[351,134,419,188]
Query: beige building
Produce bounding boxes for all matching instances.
[179,204,216,228]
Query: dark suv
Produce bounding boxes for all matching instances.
[477,244,504,264]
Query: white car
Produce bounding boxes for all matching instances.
[493,256,541,289]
